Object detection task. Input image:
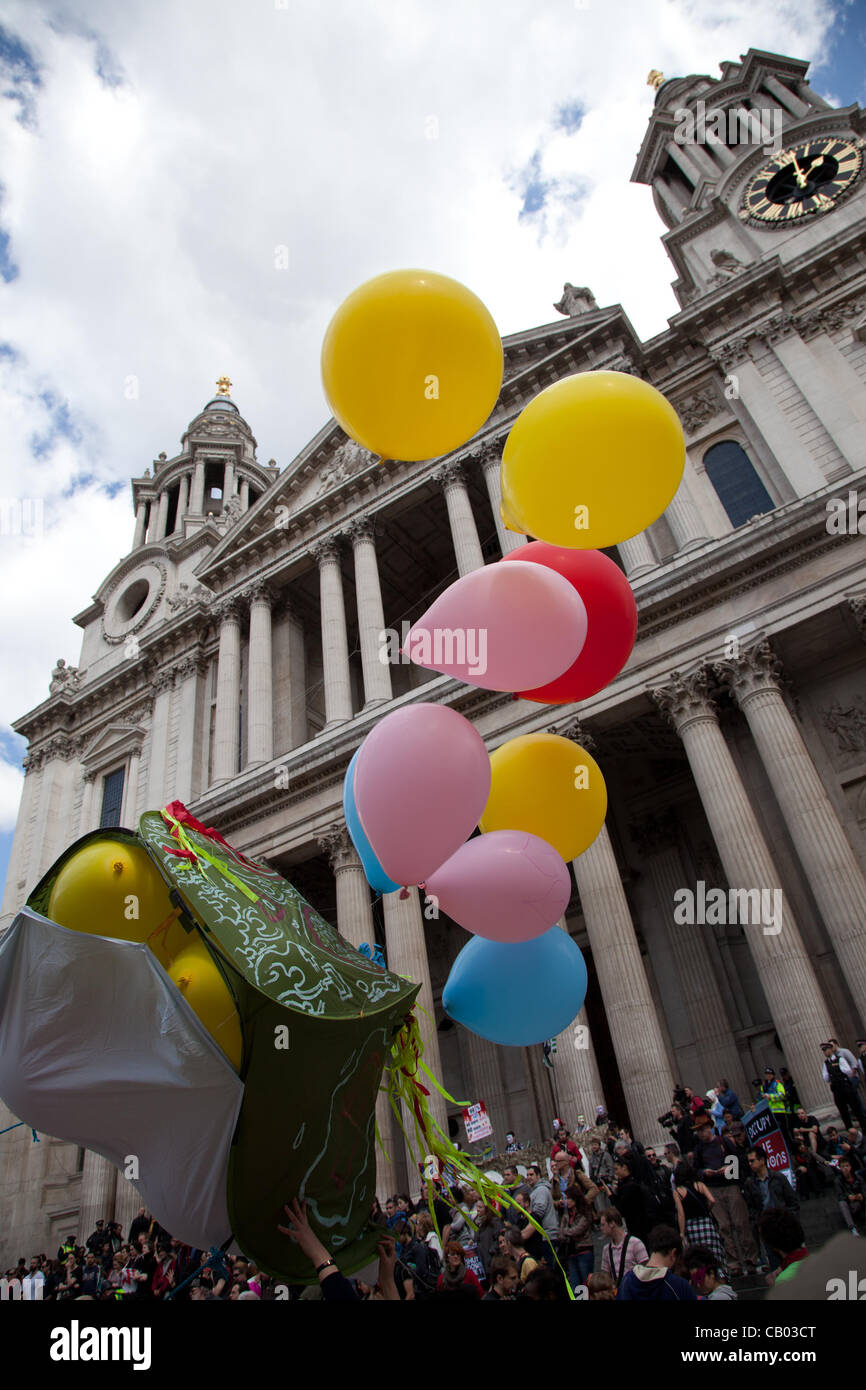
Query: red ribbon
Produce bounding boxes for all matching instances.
[161,801,259,868]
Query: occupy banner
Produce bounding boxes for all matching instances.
[743,1098,796,1189]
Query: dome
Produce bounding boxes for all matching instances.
[203,396,240,414]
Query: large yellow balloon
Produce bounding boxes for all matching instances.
[500,371,685,548]
[321,269,504,462]
[168,939,243,1071]
[48,840,179,965]
[479,733,607,862]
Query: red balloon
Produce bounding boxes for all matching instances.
[502,544,637,703]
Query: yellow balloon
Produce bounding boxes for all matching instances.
[500,370,685,548]
[321,269,504,462]
[168,939,243,1071]
[479,733,607,862]
[48,840,178,964]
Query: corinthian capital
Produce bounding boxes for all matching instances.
[345,515,376,545]
[650,665,717,734]
[244,579,274,608]
[310,536,341,566]
[713,637,783,707]
[848,593,866,643]
[553,716,598,756]
[318,823,358,872]
[215,594,243,624]
[432,460,465,490]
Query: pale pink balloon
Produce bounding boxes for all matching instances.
[404,561,587,692]
[354,703,491,886]
[425,831,571,942]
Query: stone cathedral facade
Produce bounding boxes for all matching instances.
[2,47,866,1263]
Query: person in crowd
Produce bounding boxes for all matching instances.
[823,1125,845,1157]
[85,1219,109,1261]
[472,1201,502,1278]
[715,1079,742,1120]
[551,1126,580,1166]
[557,1183,595,1288]
[610,1152,653,1243]
[834,1155,866,1235]
[501,1164,521,1196]
[588,1135,614,1208]
[616,1226,697,1301]
[668,1103,694,1156]
[56,1232,77,1265]
[414,1210,443,1273]
[599,1206,647,1286]
[442,1186,478,1250]
[525,1163,560,1266]
[586,1270,616,1300]
[56,1253,82,1301]
[792,1105,820,1154]
[277,1197,401,1301]
[152,1243,176,1298]
[821,1040,866,1130]
[128,1206,151,1248]
[22,1255,46,1301]
[390,1219,434,1300]
[369,1196,385,1226]
[482,1255,518,1301]
[383,1197,402,1231]
[509,1186,547,1264]
[394,1193,413,1221]
[744,1146,799,1271]
[683,1086,709,1120]
[504,1225,540,1285]
[856,1039,866,1088]
[683,1245,737,1300]
[79,1251,104,1298]
[691,1111,758,1277]
[436,1241,483,1299]
[839,1127,864,1172]
[760,1067,791,1147]
[759,1210,808,1287]
[672,1159,728,1274]
[504,1132,520,1152]
[780,1066,801,1115]
[644,1147,676,1225]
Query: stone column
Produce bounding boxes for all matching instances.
[27,752,63,881]
[433,461,485,576]
[712,350,826,495]
[769,332,862,473]
[147,670,174,807]
[123,748,141,826]
[383,887,448,1180]
[715,639,866,1027]
[114,1173,143,1242]
[762,72,811,117]
[172,655,204,805]
[282,599,308,750]
[549,920,606,1126]
[617,532,657,579]
[133,501,148,550]
[240,478,249,510]
[77,771,96,837]
[463,1031,510,1153]
[79,1151,117,1236]
[223,460,235,501]
[189,460,205,513]
[478,442,526,555]
[571,827,676,1143]
[320,824,393,1200]
[631,811,749,1098]
[211,598,243,783]
[312,539,353,729]
[665,471,713,551]
[154,491,169,542]
[246,583,274,767]
[666,141,704,189]
[347,517,392,708]
[175,474,190,531]
[651,666,836,1113]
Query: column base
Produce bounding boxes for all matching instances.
[675,536,713,554]
[362,697,390,713]
[627,563,658,579]
[319,718,352,735]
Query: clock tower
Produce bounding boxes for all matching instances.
[633,48,866,306]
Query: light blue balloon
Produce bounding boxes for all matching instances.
[343,748,400,895]
[442,927,587,1046]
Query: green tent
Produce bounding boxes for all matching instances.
[26,802,419,1281]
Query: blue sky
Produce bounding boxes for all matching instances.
[0,0,864,908]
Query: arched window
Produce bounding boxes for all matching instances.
[703,440,774,528]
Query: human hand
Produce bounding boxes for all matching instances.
[377,1234,397,1275]
[277,1198,330,1268]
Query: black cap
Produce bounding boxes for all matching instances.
[764,1067,775,1074]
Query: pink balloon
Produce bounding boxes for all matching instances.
[425,831,571,942]
[354,703,491,886]
[404,561,586,692]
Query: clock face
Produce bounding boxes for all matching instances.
[739,136,863,225]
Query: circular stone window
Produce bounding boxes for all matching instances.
[117,577,150,622]
[101,561,166,643]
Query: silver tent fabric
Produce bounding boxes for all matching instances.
[0,908,243,1251]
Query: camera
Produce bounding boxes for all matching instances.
[658,1111,675,1129]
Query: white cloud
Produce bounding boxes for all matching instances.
[0,0,840,753]
[0,756,24,832]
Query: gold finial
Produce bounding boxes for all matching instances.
[647,69,664,91]
[216,375,232,396]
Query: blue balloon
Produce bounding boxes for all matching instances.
[343,748,400,895]
[442,927,587,1046]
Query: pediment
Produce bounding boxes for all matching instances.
[80,722,145,773]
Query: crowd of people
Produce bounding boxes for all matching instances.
[6,1035,865,1302]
